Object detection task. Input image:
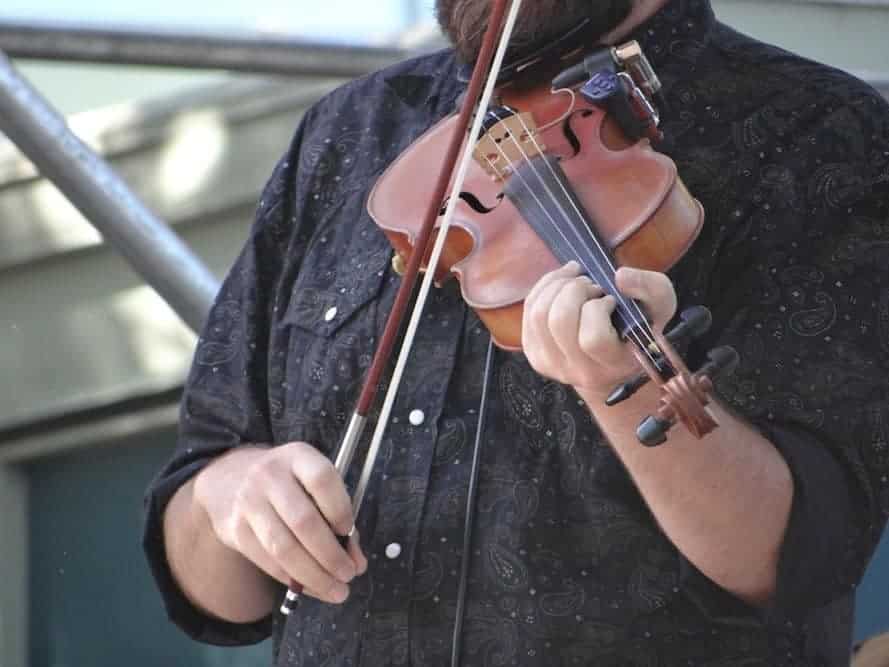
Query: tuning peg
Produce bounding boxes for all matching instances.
[700,345,740,378]
[667,306,712,342]
[606,357,666,406]
[637,415,672,447]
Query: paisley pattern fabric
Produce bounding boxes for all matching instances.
[143,1,889,664]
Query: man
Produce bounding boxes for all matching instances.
[143,0,889,664]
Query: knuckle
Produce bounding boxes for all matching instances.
[232,516,251,540]
[579,328,606,356]
[650,272,673,299]
[223,516,249,551]
[289,505,319,534]
[568,277,591,296]
[529,298,550,327]
[266,529,297,562]
[547,308,578,341]
[244,458,276,489]
[331,507,354,534]
[548,297,578,331]
[256,456,283,480]
[653,271,671,289]
[546,306,566,334]
[233,483,258,515]
[301,460,337,492]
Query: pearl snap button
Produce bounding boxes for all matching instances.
[409,409,425,426]
[385,543,402,560]
[324,306,338,322]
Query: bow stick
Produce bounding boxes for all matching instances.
[281,0,523,614]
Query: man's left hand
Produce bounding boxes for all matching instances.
[522,262,678,396]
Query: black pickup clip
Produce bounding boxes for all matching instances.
[553,41,665,142]
[552,41,663,106]
[579,70,650,142]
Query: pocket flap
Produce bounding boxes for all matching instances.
[283,243,391,338]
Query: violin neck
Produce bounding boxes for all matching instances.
[503,154,651,343]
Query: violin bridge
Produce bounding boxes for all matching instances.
[473,112,545,181]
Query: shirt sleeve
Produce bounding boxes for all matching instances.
[142,111,318,646]
[681,88,889,619]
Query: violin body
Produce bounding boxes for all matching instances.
[368,86,704,349]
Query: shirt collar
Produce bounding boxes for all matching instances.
[629,0,716,77]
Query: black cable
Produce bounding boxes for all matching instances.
[451,336,496,667]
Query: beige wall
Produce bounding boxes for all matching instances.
[715,0,889,83]
[0,77,337,667]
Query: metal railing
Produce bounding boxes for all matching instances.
[0,26,407,331]
[0,20,884,332]
[0,49,220,332]
[0,22,406,77]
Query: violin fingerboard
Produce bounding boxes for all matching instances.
[503,154,648,341]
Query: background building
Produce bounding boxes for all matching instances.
[0,1,887,665]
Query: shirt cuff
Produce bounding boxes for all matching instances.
[761,421,858,615]
[142,457,273,646]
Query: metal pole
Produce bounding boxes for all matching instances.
[0,22,405,77]
[0,50,219,333]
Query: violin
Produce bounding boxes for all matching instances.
[281,0,738,616]
[368,41,737,446]
[370,52,697,352]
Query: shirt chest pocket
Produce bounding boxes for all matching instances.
[284,246,390,337]
[275,243,393,449]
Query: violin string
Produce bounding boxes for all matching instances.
[484,142,658,365]
[509,113,660,350]
[483,112,651,345]
[491,117,659,359]
[482,142,658,365]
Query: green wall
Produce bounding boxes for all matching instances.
[21,423,889,662]
[26,428,271,667]
[857,533,889,643]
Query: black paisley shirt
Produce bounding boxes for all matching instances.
[143,1,889,664]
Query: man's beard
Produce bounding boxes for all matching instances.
[435,0,635,64]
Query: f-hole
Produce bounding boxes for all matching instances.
[440,192,503,216]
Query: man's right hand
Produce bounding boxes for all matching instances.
[192,442,368,605]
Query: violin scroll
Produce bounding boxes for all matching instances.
[606,306,712,406]
[604,306,739,447]
[636,344,740,447]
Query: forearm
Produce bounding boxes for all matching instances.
[580,382,794,605]
[163,448,279,624]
